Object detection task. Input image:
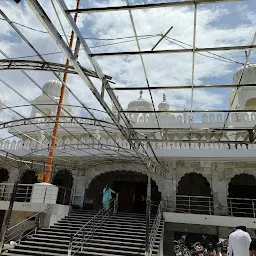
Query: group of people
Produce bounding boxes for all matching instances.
[228,226,256,256]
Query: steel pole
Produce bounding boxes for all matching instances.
[44,0,81,183]
[0,181,19,254]
[145,174,151,255]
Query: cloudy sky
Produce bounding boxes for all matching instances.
[0,0,256,141]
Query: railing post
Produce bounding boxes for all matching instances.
[63,188,67,205]
[18,223,25,244]
[145,174,151,256]
[68,234,73,256]
[69,187,74,206]
[25,186,29,202]
[114,193,119,214]
[252,199,255,219]
[209,197,212,215]
[35,214,40,234]
[81,230,84,252]
[188,196,191,213]
[0,181,19,253]
[43,187,47,203]
[230,198,233,216]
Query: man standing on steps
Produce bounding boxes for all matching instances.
[228,226,252,256]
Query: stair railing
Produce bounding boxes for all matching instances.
[0,207,48,252]
[147,201,163,256]
[68,196,118,256]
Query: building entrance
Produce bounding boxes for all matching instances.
[113,181,147,213]
[85,171,161,214]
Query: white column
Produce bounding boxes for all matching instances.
[212,167,228,215]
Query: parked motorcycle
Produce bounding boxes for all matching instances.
[174,235,191,256]
[216,238,228,256]
[191,242,204,256]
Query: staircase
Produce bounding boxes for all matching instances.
[3,210,164,256]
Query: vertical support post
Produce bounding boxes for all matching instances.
[44,0,81,183]
[68,234,73,256]
[188,197,191,213]
[145,174,151,256]
[0,181,18,253]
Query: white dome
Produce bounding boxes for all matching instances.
[158,93,170,111]
[127,90,153,111]
[43,80,69,99]
[232,63,256,85]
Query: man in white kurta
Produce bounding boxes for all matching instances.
[228,227,252,256]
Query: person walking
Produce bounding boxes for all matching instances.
[228,226,252,256]
[102,184,115,212]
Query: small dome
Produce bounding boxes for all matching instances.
[127,90,153,111]
[158,93,170,111]
[232,63,256,85]
[43,80,69,99]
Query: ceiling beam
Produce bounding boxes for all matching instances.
[110,83,256,90]
[90,44,256,57]
[66,0,242,13]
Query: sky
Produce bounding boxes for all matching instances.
[0,0,256,141]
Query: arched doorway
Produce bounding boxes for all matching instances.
[228,174,256,217]
[52,169,73,205]
[86,171,161,214]
[17,170,38,202]
[177,172,213,215]
[0,168,9,183]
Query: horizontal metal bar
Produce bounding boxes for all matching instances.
[122,109,256,113]
[110,83,256,90]
[140,139,251,144]
[130,127,252,131]
[91,44,256,57]
[67,0,242,13]
[0,59,112,80]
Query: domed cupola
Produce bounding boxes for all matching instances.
[232,63,256,85]
[158,93,170,111]
[43,80,69,99]
[229,63,256,110]
[127,90,153,111]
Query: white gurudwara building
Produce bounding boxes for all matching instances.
[0,64,256,255]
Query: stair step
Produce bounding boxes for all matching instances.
[5,210,163,256]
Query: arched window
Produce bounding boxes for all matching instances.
[177,172,213,215]
[228,174,256,217]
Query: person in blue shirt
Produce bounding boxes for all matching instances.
[102,185,115,212]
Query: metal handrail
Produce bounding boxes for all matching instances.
[0,183,72,205]
[68,197,117,256]
[148,201,163,256]
[3,207,49,246]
